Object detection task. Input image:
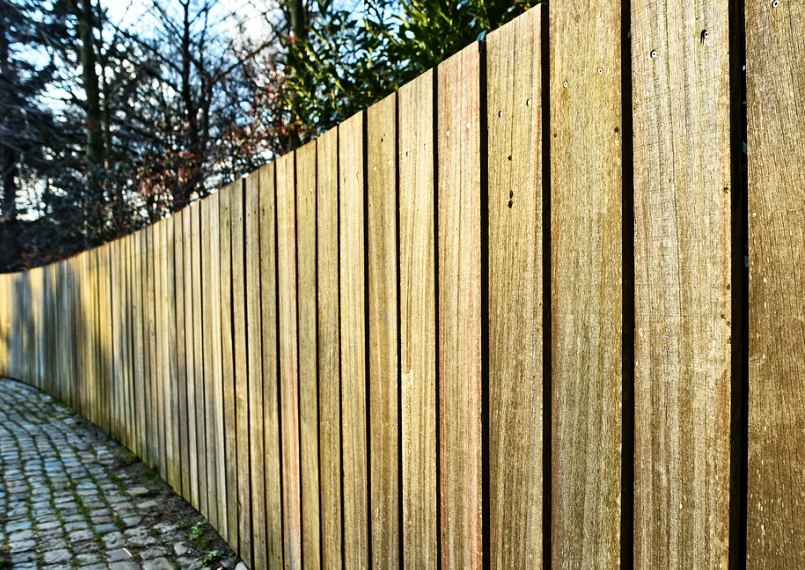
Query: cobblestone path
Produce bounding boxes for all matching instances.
[0,379,242,570]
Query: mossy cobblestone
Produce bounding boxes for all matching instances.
[0,379,240,570]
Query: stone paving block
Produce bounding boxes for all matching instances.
[142,558,174,570]
[77,551,103,564]
[9,528,34,542]
[103,531,126,548]
[108,548,134,562]
[9,549,37,563]
[9,538,36,552]
[140,546,167,560]
[7,519,32,532]
[43,548,72,564]
[110,562,141,570]
[96,522,119,534]
[71,529,96,542]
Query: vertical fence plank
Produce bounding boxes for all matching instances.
[219,184,240,549]
[317,127,343,570]
[133,230,146,460]
[367,92,400,569]
[398,68,438,570]
[165,218,180,493]
[183,208,200,508]
[191,202,208,515]
[156,218,175,478]
[146,226,159,471]
[487,8,544,569]
[632,0,735,566]
[231,182,252,567]
[746,1,805,567]
[550,1,623,567]
[174,213,191,501]
[201,197,220,528]
[340,111,370,570]
[278,152,303,568]
[212,193,228,536]
[297,139,322,570]
[245,168,267,569]
[260,163,285,570]
[437,42,483,569]
[111,242,122,441]
[156,222,167,476]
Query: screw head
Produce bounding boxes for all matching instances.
[526,99,532,106]
[650,49,658,58]
[563,81,569,88]
[772,0,780,6]
[598,67,603,74]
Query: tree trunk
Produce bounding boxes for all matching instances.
[77,0,104,171]
[0,14,18,221]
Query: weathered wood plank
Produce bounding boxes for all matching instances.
[487,8,544,569]
[191,202,208,515]
[183,207,200,508]
[231,182,252,567]
[201,197,220,528]
[154,222,167,476]
[339,111,370,570]
[133,230,146,460]
[145,225,159,471]
[245,168,268,569]
[277,152,303,568]
[632,0,735,566]
[367,92,400,570]
[174,213,191,501]
[398,68,438,570]
[317,126,343,570]
[746,1,805,567]
[219,184,240,549]
[550,1,623,567]
[210,193,228,537]
[296,139,322,570]
[437,42,483,569]
[259,163,285,569]
[166,218,180,491]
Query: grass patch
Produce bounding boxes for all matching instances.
[199,549,224,565]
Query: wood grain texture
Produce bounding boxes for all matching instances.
[201,197,220,528]
[631,0,734,566]
[166,218,180,493]
[259,163,285,570]
[219,184,240,549]
[398,68,438,570]
[746,1,805,567]
[245,168,269,569]
[191,202,208,515]
[277,152,303,569]
[133,229,146,461]
[183,208,200,508]
[154,223,167,476]
[145,226,159,471]
[230,183,252,567]
[487,8,544,569]
[437,43,483,570]
[550,1,623,567]
[174,213,191,501]
[317,126,343,570]
[367,92,400,570]
[212,193,229,538]
[340,111,370,570]
[296,140,322,570]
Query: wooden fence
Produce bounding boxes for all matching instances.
[1,1,803,568]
